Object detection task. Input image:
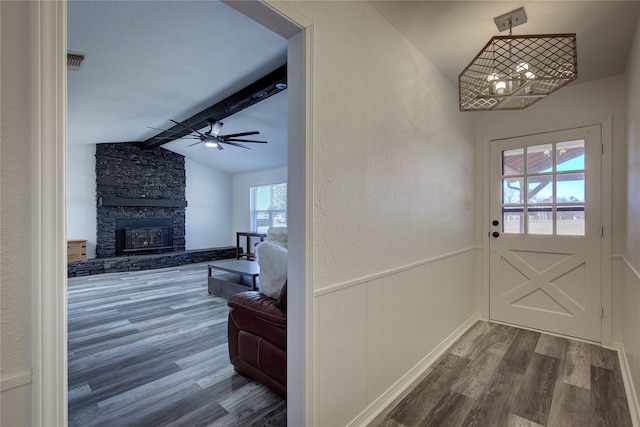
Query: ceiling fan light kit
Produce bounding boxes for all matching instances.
[458,7,577,112]
[155,119,268,151]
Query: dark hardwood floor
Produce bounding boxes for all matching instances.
[67,262,286,427]
[370,321,633,427]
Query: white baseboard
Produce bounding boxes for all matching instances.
[347,313,479,427]
[611,341,640,427]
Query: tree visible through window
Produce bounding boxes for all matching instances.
[251,183,287,233]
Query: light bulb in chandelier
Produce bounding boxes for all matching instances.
[488,73,500,94]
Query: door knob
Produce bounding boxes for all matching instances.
[492,231,500,238]
[492,220,499,226]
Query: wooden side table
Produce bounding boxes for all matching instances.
[235,231,266,260]
[67,240,87,263]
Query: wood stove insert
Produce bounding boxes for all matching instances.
[115,217,173,255]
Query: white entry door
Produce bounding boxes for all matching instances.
[489,126,602,342]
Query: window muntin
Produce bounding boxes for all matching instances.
[501,140,585,236]
[250,183,287,233]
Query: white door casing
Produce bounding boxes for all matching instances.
[489,125,602,342]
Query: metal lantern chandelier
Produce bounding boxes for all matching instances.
[458,7,577,112]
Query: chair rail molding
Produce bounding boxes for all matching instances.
[1,370,33,392]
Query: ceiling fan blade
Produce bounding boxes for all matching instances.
[225,138,268,143]
[221,141,252,150]
[211,121,223,137]
[187,141,202,147]
[170,119,204,136]
[219,131,259,138]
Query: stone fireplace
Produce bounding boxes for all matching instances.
[68,142,236,276]
[95,143,186,258]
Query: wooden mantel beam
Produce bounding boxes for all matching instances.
[138,64,287,150]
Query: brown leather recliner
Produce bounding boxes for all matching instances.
[227,283,287,397]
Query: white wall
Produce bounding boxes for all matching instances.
[277,2,477,425]
[1,2,33,425]
[66,143,97,258]
[231,165,287,244]
[185,158,232,249]
[620,13,640,419]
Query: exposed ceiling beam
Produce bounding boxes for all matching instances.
[138,64,287,150]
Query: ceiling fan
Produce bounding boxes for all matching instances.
[150,119,268,150]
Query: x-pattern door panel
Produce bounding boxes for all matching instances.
[489,126,602,342]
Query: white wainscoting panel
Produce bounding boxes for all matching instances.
[367,274,404,403]
[316,291,339,427]
[314,248,477,426]
[1,370,32,427]
[337,284,369,425]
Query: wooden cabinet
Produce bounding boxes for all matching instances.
[67,240,87,263]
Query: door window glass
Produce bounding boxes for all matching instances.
[527,175,553,204]
[557,207,585,235]
[503,209,524,234]
[557,140,585,172]
[503,178,523,204]
[527,143,553,173]
[528,206,553,235]
[557,173,585,202]
[503,148,525,175]
[501,140,586,236]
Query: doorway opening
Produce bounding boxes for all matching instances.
[35,1,309,425]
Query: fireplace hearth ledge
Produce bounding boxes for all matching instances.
[67,246,236,277]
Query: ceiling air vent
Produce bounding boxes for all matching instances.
[67,52,87,71]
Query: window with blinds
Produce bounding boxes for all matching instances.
[250,182,287,233]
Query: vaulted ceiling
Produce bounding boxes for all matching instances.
[67,0,288,175]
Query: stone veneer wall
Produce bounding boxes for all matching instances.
[96,143,186,258]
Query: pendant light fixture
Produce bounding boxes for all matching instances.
[458,7,577,112]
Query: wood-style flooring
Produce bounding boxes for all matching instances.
[67,262,286,427]
[370,321,633,427]
[69,263,633,427]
